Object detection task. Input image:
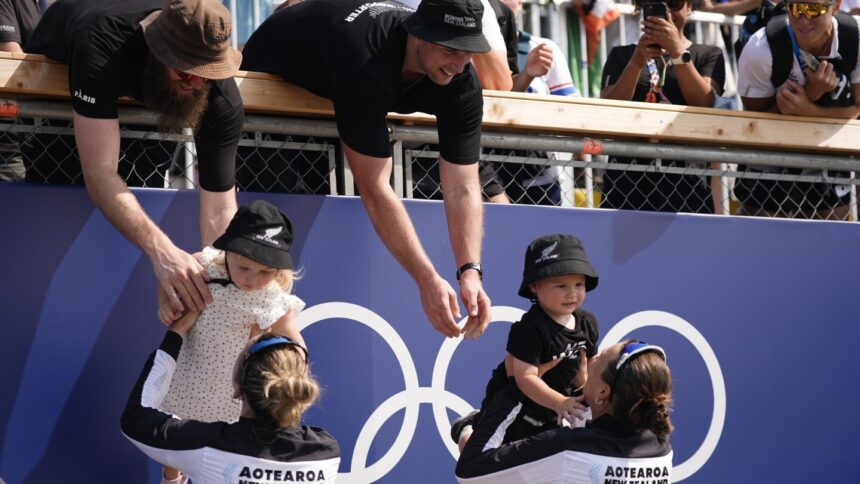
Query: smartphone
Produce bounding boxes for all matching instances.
[797,50,820,72]
[642,2,668,48]
[642,1,669,20]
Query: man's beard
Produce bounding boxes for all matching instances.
[141,55,211,133]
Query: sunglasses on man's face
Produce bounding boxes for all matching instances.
[786,1,834,19]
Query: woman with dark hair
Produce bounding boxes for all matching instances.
[455,340,673,483]
[121,312,340,484]
[600,0,725,214]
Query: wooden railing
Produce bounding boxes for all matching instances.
[1,52,858,154]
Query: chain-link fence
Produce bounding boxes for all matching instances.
[1,101,858,221]
[403,142,859,220]
[1,115,339,195]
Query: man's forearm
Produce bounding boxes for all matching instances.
[85,170,173,259]
[199,188,237,247]
[440,161,484,267]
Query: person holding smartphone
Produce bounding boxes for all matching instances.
[599,0,726,215]
[737,0,860,220]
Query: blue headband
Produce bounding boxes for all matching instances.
[616,341,667,371]
[249,336,308,362]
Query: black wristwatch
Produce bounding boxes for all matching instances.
[669,50,692,65]
[456,262,483,281]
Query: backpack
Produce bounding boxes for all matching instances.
[765,12,859,100]
[734,0,786,59]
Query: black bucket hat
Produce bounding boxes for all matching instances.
[518,234,599,299]
[402,0,491,53]
[212,200,293,269]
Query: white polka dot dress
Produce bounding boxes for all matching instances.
[160,246,305,423]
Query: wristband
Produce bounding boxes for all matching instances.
[456,262,483,281]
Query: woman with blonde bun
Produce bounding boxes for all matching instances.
[121,312,340,484]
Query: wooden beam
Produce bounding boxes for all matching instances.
[0,53,858,154]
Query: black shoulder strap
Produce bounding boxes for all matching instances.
[835,12,858,75]
[766,14,792,88]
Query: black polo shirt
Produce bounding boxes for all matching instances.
[0,0,40,48]
[27,0,244,191]
[241,0,483,164]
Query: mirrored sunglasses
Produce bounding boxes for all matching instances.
[786,2,834,19]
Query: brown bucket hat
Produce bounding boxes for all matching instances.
[140,0,242,80]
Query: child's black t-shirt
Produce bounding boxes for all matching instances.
[481,304,599,426]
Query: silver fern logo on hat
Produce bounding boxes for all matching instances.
[255,226,284,246]
[535,241,559,264]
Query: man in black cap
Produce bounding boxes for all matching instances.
[241,0,492,339]
[27,0,245,315]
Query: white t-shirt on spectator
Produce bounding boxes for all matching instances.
[738,16,860,98]
[519,34,577,189]
[524,35,578,96]
[398,0,507,52]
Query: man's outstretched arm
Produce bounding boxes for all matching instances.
[74,113,212,313]
[343,142,463,338]
[439,158,491,340]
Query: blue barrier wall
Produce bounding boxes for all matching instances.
[0,183,856,483]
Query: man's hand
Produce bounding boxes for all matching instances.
[153,245,212,314]
[418,273,461,338]
[632,31,664,69]
[459,270,491,340]
[776,80,815,115]
[803,61,838,102]
[642,15,685,58]
[525,44,553,79]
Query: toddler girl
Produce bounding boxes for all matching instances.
[156,200,305,484]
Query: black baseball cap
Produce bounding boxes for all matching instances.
[212,200,294,269]
[518,234,599,299]
[402,0,491,53]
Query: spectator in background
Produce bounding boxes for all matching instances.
[26,0,245,316]
[0,0,41,182]
[241,0,492,340]
[601,0,725,214]
[841,0,860,14]
[489,0,577,206]
[699,0,761,16]
[736,0,860,219]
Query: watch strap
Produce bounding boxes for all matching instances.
[456,262,483,281]
[670,51,691,65]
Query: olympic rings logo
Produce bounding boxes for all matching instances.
[298,304,725,483]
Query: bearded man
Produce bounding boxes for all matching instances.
[27,0,245,314]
